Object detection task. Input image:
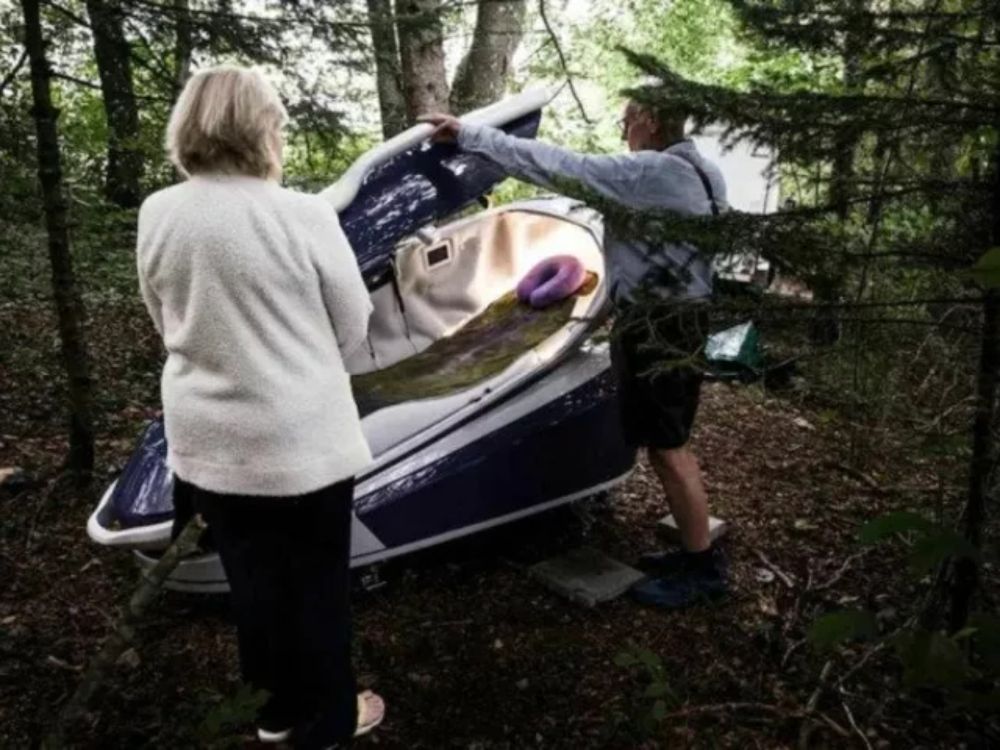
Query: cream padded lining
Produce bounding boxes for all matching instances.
[345,209,603,375]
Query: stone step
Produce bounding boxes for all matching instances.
[530,546,645,607]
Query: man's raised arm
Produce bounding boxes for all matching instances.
[420,114,646,206]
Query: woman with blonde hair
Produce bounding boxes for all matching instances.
[137,65,385,747]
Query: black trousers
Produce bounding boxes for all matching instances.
[172,476,358,748]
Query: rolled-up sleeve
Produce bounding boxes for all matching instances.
[309,203,373,359]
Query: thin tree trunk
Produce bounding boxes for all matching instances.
[812,0,868,347]
[367,0,408,138]
[947,148,1000,631]
[395,0,450,120]
[173,0,192,95]
[21,0,96,480]
[85,0,143,207]
[947,289,999,632]
[450,0,526,114]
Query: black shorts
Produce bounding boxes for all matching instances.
[610,302,709,450]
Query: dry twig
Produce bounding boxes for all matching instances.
[537,0,592,124]
[841,699,873,750]
[798,660,835,750]
[754,549,797,588]
[42,516,206,749]
[813,551,868,592]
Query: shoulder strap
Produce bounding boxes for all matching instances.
[669,150,720,217]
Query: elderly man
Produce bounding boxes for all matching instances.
[420,99,728,609]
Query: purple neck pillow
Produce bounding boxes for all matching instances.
[516,255,587,309]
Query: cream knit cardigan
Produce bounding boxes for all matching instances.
[136,174,374,496]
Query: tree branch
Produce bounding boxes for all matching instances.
[50,70,171,101]
[537,0,591,124]
[0,48,28,97]
[42,516,207,749]
[45,0,91,28]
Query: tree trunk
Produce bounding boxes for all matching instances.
[395,0,450,120]
[947,149,1000,631]
[173,0,192,95]
[367,0,408,138]
[85,0,143,207]
[450,0,526,114]
[830,0,867,219]
[812,0,868,347]
[947,289,999,631]
[20,0,96,479]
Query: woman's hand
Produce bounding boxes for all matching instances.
[417,113,462,143]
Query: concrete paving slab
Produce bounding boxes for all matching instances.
[530,547,645,607]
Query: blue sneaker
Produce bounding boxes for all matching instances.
[630,570,728,609]
[638,549,698,574]
[638,547,728,578]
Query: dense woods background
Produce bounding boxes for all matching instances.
[1,0,999,747]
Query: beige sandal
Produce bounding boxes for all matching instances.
[259,691,385,745]
[354,690,385,737]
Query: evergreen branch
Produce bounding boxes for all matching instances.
[729,1,990,28]
[737,21,997,55]
[854,0,945,301]
[123,16,177,88]
[617,49,997,166]
[713,296,985,313]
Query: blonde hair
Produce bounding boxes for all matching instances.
[166,65,288,180]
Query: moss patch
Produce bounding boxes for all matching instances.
[352,274,596,415]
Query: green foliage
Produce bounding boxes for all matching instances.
[858,512,979,574]
[811,506,996,709]
[969,614,1000,674]
[807,609,878,650]
[908,531,979,576]
[858,511,935,544]
[614,640,678,737]
[968,248,1000,290]
[892,628,974,690]
[195,684,269,749]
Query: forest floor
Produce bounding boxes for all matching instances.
[1,294,998,749]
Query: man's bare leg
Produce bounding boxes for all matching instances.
[646,446,711,552]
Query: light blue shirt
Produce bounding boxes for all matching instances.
[458,124,728,303]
